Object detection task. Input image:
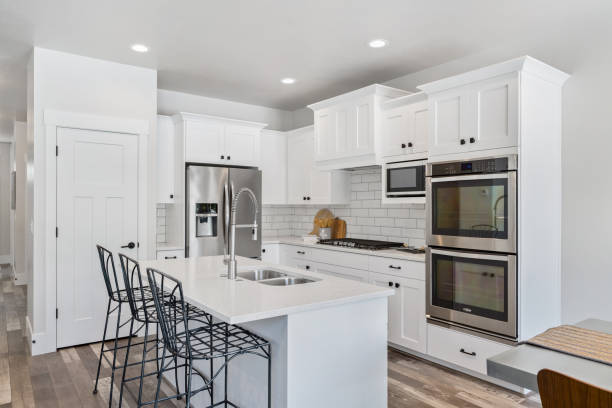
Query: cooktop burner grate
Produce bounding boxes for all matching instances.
[319,238,404,250]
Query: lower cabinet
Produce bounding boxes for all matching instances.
[156,249,184,260]
[369,272,427,354]
[261,243,280,263]
[313,261,369,282]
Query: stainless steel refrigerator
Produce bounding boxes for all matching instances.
[185,164,262,258]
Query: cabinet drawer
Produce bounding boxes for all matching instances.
[313,262,369,282]
[368,256,425,280]
[156,249,184,260]
[427,324,512,375]
[311,249,369,271]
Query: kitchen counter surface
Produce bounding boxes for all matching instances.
[140,255,394,325]
[263,236,426,262]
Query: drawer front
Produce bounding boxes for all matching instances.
[368,256,425,280]
[313,261,369,282]
[156,249,184,260]
[261,243,280,264]
[311,249,369,271]
[427,324,511,374]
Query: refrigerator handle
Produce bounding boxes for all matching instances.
[223,181,230,257]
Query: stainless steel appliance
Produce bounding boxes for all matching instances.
[426,247,517,339]
[319,238,403,250]
[383,160,426,200]
[185,164,261,259]
[426,156,517,253]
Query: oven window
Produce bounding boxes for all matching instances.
[432,178,507,238]
[387,166,425,192]
[432,253,508,322]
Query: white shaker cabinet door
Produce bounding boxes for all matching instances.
[428,89,473,157]
[381,104,411,158]
[410,100,429,155]
[157,115,175,203]
[224,124,260,166]
[260,130,287,205]
[287,130,313,204]
[184,120,225,164]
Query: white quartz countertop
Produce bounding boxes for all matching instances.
[263,236,426,262]
[140,255,394,325]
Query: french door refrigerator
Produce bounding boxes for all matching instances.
[185,164,262,259]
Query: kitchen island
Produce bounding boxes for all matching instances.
[140,255,394,408]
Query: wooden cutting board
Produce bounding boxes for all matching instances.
[309,209,334,236]
[332,218,346,239]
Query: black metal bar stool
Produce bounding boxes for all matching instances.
[117,254,212,407]
[147,267,272,408]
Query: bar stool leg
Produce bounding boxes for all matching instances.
[267,344,272,408]
[108,303,124,408]
[118,317,135,408]
[185,359,194,408]
[153,345,167,408]
[93,298,112,394]
[136,322,149,407]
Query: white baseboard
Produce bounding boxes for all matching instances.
[26,316,55,356]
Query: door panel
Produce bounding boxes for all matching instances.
[412,102,429,154]
[287,131,312,204]
[185,120,225,163]
[224,125,258,166]
[473,74,518,150]
[57,127,138,348]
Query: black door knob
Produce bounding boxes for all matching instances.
[460,139,466,145]
[408,142,413,147]
[469,137,475,143]
[401,143,406,148]
[121,242,135,249]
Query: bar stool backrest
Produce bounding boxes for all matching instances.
[119,253,154,323]
[146,268,191,356]
[96,245,122,302]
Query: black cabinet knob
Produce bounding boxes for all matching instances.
[305,265,310,270]
[307,197,311,201]
[227,156,231,160]
[262,248,266,253]
[469,137,475,143]
[170,194,174,199]
[408,142,413,147]
[220,155,225,159]
[401,143,406,148]
[303,197,306,200]
[388,282,393,287]
[395,282,400,288]
[460,139,466,145]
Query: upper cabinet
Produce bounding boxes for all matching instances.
[419,56,568,159]
[286,126,350,205]
[308,84,410,170]
[380,92,429,161]
[260,130,287,205]
[157,115,176,203]
[173,113,266,167]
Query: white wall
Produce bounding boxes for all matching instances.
[13,121,26,285]
[27,47,157,354]
[158,89,293,131]
[0,142,10,259]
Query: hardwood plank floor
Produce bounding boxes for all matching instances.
[0,264,540,407]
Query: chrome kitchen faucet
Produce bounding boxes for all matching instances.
[227,187,259,279]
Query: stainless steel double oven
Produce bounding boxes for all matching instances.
[426,156,518,340]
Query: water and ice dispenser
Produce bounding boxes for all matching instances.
[195,203,218,237]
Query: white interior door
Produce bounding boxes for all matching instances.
[56,127,138,348]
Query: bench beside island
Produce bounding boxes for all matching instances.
[140,255,394,408]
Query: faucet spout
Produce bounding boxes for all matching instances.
[227,187,259,279]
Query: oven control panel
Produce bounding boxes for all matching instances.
[430,157,512,176]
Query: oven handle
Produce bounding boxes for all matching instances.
[429,247,514,262]
[430,173,511,183]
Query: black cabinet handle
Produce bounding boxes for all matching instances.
[395,282,400,288]
[307,197,311,201]
[227,156,231,160]
[305,265,310,270]
[164,256,177,259]
[469,137,475,143]
[303,197,306,201]
[121,242,135,249]
[170,194,174,199]
[262,248,266,253]
[460,139,466,145]
[401,143,406,148]
[389,265,401,270]
[220,155,224,159]
[408,142,413,147]
[388,281,393,287]
[297,250,305,255]
[460,348,476,356]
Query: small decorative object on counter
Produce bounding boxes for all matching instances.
[319,227,332,240]
[332,217,346,239]
[310,208,334,236]
[303,235,319,244]
[314,217,334,239]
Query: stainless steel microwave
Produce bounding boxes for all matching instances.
[383,160,426,200]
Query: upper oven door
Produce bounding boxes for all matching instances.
[426,171,517,253]
[385,161,426,196]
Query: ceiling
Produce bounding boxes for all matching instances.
[0,0,608,124]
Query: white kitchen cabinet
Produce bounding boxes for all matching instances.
[261,243,280,263]
[286,126,350,205]
[156,248,184,260]
[308,84,410,169]
[313,261,369,282]
[157,115,175,203]
[260,130,287,205]
[369,272,427,354]
[174,113,265,167]
[380,93,428,161]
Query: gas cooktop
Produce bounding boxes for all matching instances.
[318,238,404,250]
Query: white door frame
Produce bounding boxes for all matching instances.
[42,109,149,354]
[0,138,13,265]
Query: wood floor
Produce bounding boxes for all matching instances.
[0,264,540,407]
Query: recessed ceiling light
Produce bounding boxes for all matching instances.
[368,39,388,49]
[131,44,149,53]
[281,78,296,85]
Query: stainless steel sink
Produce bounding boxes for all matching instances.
[237,269,287,281]
[259,277,316,286]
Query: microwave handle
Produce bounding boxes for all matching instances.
[430,173,511,183]
[429,247,514,262]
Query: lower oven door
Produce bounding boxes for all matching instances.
[426,247,517,339]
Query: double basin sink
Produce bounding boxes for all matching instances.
[237,268,317,286]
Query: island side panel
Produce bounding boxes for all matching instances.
[286,297,388,408]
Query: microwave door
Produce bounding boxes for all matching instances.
[386,164,426,195]
[426,172,517,253]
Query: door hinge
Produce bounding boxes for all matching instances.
[55,227,58,238]
[56,308,59,319]
[56,145,59,156]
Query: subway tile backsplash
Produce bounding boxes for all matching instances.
[262,168,426,248]
[156,203,168,244]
